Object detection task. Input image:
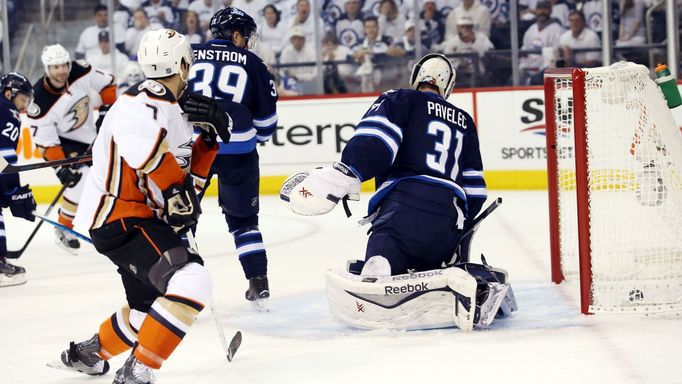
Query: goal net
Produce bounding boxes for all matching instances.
[544,62,682,314]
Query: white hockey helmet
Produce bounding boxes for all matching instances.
[409,53,456,98]
[41,44,71,74]
[137,29,193,79]
[122,61,145,85]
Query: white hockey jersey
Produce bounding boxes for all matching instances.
[28,60,116,158]
[73,79,218,233]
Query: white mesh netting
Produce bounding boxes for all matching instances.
[552,62,682,313]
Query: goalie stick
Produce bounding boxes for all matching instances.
[186,232,242,364]
[0,154,92,174]
[447,197,503,266]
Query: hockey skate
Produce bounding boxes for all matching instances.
[113,353,156,384]
[49,334,110,376]
[55,227,80,254]
[245,275,270,312]
[0,257,26,287]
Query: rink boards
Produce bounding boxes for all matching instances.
[13,84,682,203]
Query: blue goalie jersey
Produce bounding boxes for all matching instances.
[188,40,278,154]
[340,89,487,227]
[0,97,22,193]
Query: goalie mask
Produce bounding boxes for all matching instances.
[409,53,456,98]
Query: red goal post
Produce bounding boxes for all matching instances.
[543,63,682,315]
[544,68,593,314]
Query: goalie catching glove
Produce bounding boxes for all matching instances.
[281,162,361,216]
[162,175,201,233]
[182,92,233,144]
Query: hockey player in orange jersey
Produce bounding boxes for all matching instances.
[53,29,232,383]
[28,43,118,253]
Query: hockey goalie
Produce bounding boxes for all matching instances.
[281,54,517,331]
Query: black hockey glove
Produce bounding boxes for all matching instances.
[56,165,82,188]
[95,104,112,132]
[162,176,202,234]
[183,93,233,144]
[8,185,36,222]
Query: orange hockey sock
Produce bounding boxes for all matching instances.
[134,295,204,369]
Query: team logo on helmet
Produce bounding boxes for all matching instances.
[65,96,90,132]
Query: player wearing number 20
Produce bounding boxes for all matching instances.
[0,73,37,288]
[285,54,516,331]
[188,7,278,310]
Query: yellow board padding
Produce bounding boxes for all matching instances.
[30,171,551,204]
[483,170,548,190]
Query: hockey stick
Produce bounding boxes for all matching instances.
[0,154,92,174]
[5,187,66,258]
[7,141,97,258]
[446,197,503,266]
[185,231,243,363]
[30,211,93,244]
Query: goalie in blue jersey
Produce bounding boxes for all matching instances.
[282,54,517,331]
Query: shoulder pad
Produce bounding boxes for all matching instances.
[68,60,92,83]
[124,80,176,102]
[28,78,60,119]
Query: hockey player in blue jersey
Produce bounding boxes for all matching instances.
[282,54,516,331]
[0,73,38,288]
[188,7,278,310]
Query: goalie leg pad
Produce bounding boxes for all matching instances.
[325,267,478,331]
[454,262,517,326]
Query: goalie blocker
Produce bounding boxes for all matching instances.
[326,262,517,331]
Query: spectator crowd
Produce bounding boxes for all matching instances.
[69,0,673,94]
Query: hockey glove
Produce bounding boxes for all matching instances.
[162,176,202,233]
[56,165,83,188]
[285,162,361,216]
[183,93,233,144]
[95,104,112,132]
[7,185,36,222]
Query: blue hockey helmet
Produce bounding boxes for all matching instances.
[0,72,34,103]
[210,7,258,49]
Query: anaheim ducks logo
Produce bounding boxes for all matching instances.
[65,95,90,132]
[176,140,192,169]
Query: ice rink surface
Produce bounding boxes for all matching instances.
[1,191,680,384]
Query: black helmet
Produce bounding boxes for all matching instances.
[210,7,258,49]
[0,72,33,102]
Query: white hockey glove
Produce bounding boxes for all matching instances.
[281,162,361,216]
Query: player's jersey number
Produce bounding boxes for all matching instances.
[2,122,19,141]
[425,121,463,181]
[190,63,248,103]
